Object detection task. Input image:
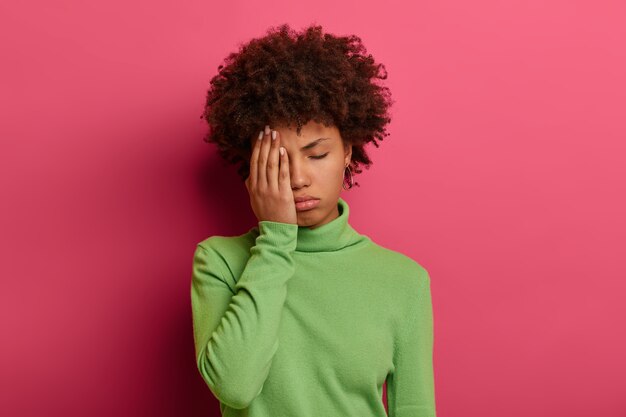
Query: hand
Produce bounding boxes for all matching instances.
[245,125,297,225]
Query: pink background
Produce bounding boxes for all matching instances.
[1,1,625,416]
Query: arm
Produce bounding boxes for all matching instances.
[190,221,297,409]
[386,267,437,417]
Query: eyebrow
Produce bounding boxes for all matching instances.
[300,137,331,151]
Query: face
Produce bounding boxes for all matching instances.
[249,120,352,229]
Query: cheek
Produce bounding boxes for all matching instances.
[317,156,345,183]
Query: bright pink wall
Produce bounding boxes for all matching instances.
[1,1,625,416]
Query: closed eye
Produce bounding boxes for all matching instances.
[310,152,329,160]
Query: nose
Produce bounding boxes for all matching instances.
[288,157,309,190]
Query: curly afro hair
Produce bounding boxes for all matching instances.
[199,23,394,188]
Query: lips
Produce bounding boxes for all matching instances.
[295,196,320,212]
[294,195,319,203]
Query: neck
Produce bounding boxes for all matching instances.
[294,197,368,252]
[252,197,370,253]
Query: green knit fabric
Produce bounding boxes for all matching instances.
[191,197,436,417]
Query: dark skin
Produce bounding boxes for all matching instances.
[245,120,352,229]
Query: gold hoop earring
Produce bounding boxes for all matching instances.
[342,165,354,190]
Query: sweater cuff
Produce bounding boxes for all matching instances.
[257,220,298,251]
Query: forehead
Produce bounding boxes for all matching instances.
[277,120,338,137]
[248,120,340,147]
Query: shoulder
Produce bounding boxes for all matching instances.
[196,227,258,257]
[365,241,431,288]
[193,227,259,284]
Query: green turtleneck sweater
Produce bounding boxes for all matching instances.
[190,197,436,417]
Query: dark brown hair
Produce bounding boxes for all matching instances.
[199,23,394,187]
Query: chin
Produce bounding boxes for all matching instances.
[295,210,317,224]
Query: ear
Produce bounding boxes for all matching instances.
[343,142,353,167]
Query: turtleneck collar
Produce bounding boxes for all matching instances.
[294,197,369,253]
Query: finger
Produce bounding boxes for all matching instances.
[249,129,263,188]
[278,145,291,192]
[257,124,271,188]
[266,129,280,190]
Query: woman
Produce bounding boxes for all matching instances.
[191,23,436,417]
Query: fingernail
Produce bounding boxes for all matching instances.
[280,147,285,155]
[258,131,263,140]
[264,125,270,135]
[271,130,277,140]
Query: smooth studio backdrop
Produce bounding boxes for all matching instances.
[1,0,625,416]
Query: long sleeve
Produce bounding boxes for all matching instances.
[386,267,436,417]
[190,221,298,409]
